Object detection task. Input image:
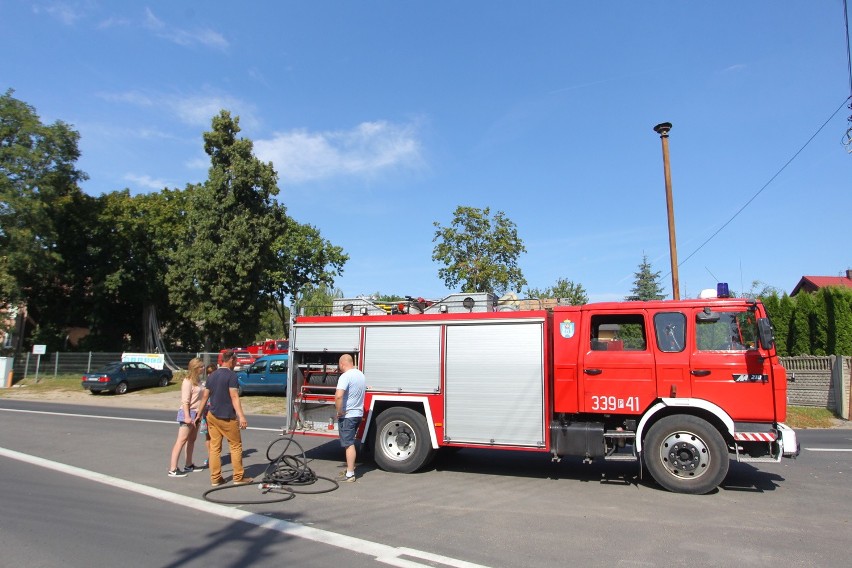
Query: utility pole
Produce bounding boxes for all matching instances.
[653,122,680,300]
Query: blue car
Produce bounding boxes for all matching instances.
[235,354,288,396]
[82,361,173,395]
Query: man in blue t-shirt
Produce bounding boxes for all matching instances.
[195,350,252,486]
[335,354,366,482]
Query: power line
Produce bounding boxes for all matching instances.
[673,97,851,273]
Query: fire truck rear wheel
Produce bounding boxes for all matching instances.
[644,415,729,495]
[374,408,435,473]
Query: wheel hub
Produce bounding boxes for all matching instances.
[394,431,413,450]
[381,422,417,462]
[660,431,710,478]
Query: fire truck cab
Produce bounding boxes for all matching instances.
[285,293,798,494]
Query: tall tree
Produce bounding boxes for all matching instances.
[789,292,814,356]
[626,254,666,301]
[825,287,852,356]
[262,209,348,336]
[432,206,527,295]
[526,278,588,305]
[167,111,280,349]
[83,188,190,350]
[0,89,88,350]
[777,292,796,356]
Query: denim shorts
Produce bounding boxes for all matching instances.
[338,416,362,447]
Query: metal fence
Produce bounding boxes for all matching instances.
[11,352,220,381]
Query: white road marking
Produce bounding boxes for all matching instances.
[803,448,852,452]
[0,446,489,568]
[0,407,281,432]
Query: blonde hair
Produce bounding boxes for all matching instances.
[186,358,204,387]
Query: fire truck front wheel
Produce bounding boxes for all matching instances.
[373,408,435,473]
[644,415,729,495]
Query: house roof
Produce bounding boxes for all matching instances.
[791,275,852,296]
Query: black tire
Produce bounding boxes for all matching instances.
[158,376,170,388]
[115,381,129,395]
[373,407,435,473]
[237,384,244,397]
[644,415,729,494]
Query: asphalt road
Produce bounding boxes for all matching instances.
[1,399,851,568]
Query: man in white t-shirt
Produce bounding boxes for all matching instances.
[335,353,366,482]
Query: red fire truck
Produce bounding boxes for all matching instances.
[285,291,798,494]
[246,338,289,357]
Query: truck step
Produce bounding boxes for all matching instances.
[604,454,638,462]
[736,455,781,463]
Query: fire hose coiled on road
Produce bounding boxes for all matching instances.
[203,433,339,505]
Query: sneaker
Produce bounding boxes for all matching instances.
[183,464,197,473]
[168,469,187,478]
[340,474,357,483]
[232,477,254,486]
[211,478,226,487]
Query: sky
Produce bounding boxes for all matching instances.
[2,1,850,303]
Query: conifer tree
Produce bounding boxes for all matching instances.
[626,254,666,301]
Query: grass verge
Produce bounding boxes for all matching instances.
[785,406,837,429]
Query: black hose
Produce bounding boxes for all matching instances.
[203,433,339,505]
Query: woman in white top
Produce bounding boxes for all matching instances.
[168,358,204,477]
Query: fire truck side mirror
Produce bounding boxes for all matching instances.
[757,318,775,351]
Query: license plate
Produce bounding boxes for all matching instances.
[87,377,101,381]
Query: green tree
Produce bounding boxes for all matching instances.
[0,89,88,350]
[298,283,344,316]
[760,291,787,356]
[824,287,852,356]
[626,254,666,301]
[526,277,588,305]
[371,292,405,302]
[789,292,813,356]
[84,188,191,350]
[777,292,796,356]
[262,209,348,337]
[432,206,527,295]
[167,111,280,349]
[255,305,288,341]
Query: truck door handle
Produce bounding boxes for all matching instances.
[691,370,711,376]
[584,369,603,375]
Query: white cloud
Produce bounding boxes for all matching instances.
[97,89,257,129]
[143,7,228,50]
[722,64,747,73]
[170,94,252,127]
[98,91,154,107]
[124,173,171,190]
[97,16,131,29]
[255,121,423,183]
[33,1,86,25]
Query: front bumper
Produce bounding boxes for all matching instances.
[777,423,800,458]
